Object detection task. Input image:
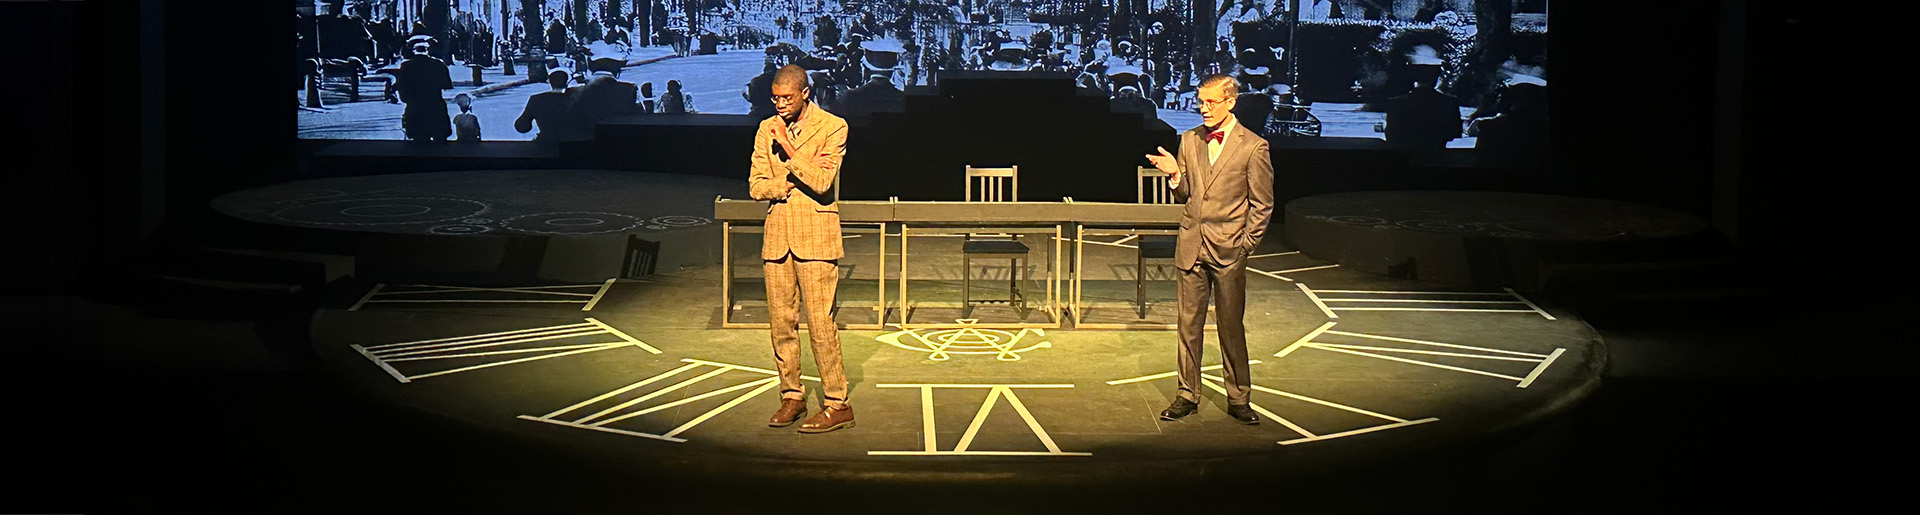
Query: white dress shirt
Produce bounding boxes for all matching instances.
[1169,117,1236,190]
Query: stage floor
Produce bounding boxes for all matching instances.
[192,169,1612,508]
[309,243,1604,490]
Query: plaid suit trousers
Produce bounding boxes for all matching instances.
[764,252,848,408]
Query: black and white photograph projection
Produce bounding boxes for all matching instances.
[297,0,1547,148]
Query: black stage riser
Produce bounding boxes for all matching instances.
[1285,191,1717,290]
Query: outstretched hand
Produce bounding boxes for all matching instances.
[1144,146,1180,181]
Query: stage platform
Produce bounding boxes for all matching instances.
[210,169,728,284]
[310,253,1604,501]
[1287,191,1718,289]
[306,140,576,176]
[193,170,1615,507]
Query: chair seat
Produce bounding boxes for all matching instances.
[963,240,1031,255]
[1138,237,1177,259]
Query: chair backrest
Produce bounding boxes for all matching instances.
[1137,166,1173,204]
[965,165,1018,202]
[623,234,660,278]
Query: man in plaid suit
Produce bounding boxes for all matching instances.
[751,65,854,433]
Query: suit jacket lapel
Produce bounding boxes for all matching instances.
[1205,126,1254,196]
[791,103,824,149]
[1189,129,1214,199]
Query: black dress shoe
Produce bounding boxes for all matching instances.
[1159,398,1199,421]
[1227,404,1260,425]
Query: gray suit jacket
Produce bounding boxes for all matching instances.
[1171,121,1276,270]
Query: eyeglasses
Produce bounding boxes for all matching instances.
[1191,97,1232,113]
[772,93,804,106]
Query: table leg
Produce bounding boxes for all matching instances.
[721,221,733,326]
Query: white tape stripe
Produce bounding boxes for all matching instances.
[1322,330,1550,357]
[1309,290,1512,295]
[543,362,705,419]
[373,289,595,297]
[1269,264,1340,274]
[877,384,1077,388]
[582,278,617,311]
[363,300,588,304]
[372,328,605,357]
[1248,268,1297,282]
[516,416,687,443]
[586,317,662,354]
[389,283,605,292]
[380,342,626,361]
[1307,343,1543,362]
[1297,283,1338,319]
[1319,299,1525,304]
[1330,308,1543,313]
[682,358,819,380]
[1103,362,1255,385]
[953,387,1004,453]
[921,386,938,452]
[867,451,1093,456]
[591,377,780,427]
[576,367,734,424]
[1306,346,1526,382]
[363,323,595,350]
[1276,321,1338,358]
[348,283,384,311]
[1202,379,1313,438]
[661,378,781,439]
[405,344,627,381]
[1204,374,1406,422]
[1278,418,1439,446]
[351,344,410,383]
[1000,385,1070,453]
[1503,287,1557,320]
[1517,348,1566,388]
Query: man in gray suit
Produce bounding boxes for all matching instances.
[1143,74,1276,424]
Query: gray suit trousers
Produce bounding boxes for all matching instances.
[1174,258,1251,405]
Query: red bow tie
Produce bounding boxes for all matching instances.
[1206,130,1227,143]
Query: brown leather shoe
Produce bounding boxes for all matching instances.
[768,399,807,427]
[797,404,854,433]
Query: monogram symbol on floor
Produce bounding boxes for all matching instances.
[876,319,1052,361]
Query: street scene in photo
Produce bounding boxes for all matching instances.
[299,0,1548,149]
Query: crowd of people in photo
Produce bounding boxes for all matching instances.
[298,0,1545,154]
[298,1,703,142]
[748,0,1316,138]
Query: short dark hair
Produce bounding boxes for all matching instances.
[773,64,809,90]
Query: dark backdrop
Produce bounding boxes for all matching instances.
[7,0,1901,294]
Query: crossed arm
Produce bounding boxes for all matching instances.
[749,119,846,201]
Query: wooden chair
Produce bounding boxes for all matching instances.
[1135,166,1178,318]
[962,165,1026,316]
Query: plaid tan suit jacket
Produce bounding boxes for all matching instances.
[749,102,847,261]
